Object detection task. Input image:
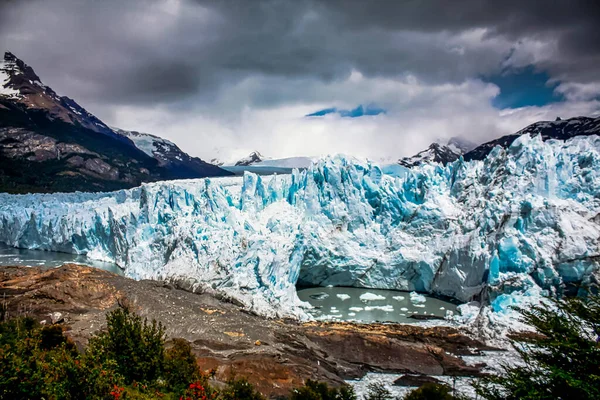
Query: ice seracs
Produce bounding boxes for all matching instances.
[0,134,598,323]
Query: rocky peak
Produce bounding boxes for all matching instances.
[2,51,43,87]
[235,151,265,166]
[398,142,461,168]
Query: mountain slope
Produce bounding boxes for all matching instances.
[113,129,229,179]
[0,51,229,193]
[235,151,265,166]
[464,116,600,161]
[398,142,462,167]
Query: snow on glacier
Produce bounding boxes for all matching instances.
[0,134,599,321]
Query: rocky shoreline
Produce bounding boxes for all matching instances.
[0,264,499,398]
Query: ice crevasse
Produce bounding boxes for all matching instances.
[0,134,598,319]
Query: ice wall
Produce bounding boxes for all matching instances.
[0,135,598,318]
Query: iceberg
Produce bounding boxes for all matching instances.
[0,135,598,320]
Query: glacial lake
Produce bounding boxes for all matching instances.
[297,287,458,323]
[0,243,123,275]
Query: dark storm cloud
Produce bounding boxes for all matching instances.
[0,0,599,108]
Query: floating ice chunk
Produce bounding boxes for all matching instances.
[348,312,356,316]
[414,304,425,308]
[440,307,445,310]
[349,307,364,312]
[310,293,329,300]
[336,294,351,301]
[392,296,405,301]
[364,305,394,312]
[400,307,408,311]
[409,292,426,303]
[360,293,386,301]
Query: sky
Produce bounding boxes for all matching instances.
[1,0,600,163]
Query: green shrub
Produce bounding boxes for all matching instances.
[363,382,394,400]
[290,379,356,400]
[0,317,121,400]
[87,306,166,385]
[404,383,457,400]
[222,377,265,400]
[163,338,201,394]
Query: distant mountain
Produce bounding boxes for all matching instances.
[0,51,229,193]
[398,136,478,168]
[235,151,265,166]
[398,143,456,168]
[113,129,228,179]
[463,116,600,161]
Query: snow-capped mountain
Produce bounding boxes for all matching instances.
[398,142,462,167]
[113,128,230,179]
[1,131,598,325]
[398,137,477,168]
[464,116,600,161]
[234,151,265,166]
[0,51,230,193]
[1,52,122,141]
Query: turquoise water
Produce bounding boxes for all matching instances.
[297,286,457,323]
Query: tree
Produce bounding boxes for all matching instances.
[290,379,356,400]
[163,338,201,394]
[474,294,600,400]
[87,306,166,385]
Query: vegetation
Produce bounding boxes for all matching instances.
[290,379,355,400]
[403,383,459,400]
[0,306,357,399]
[474,293,600,400]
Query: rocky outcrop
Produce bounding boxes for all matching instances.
[0,264,495,398]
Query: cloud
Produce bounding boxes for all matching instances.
[0,0,599,162]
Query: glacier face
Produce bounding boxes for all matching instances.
[0,134,599,318]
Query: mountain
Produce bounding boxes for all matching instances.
[398,136,477,168]
[234,151,265,166]
[0,51,229,193]
[464,116,600,161]
[398,142,462,167]
[112,128,229,179]
[235,151,265,167]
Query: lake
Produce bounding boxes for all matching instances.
[297,286,458,323]
[0,242,123,275]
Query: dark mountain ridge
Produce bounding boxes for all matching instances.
[0,51,229,193]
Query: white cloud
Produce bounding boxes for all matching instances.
[104,73,600,163]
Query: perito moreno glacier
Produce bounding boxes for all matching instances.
[0,134,598,322]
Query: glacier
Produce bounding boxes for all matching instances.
[0,134,599,319]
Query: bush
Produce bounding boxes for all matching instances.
[0,317,121,399]
[87,306,166,385]
[290,379,356,400]
[474,294,600,400]
[221,378,265,400]
[404,383,457,400]
[363,382,394,400]
[164,338,201,394]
